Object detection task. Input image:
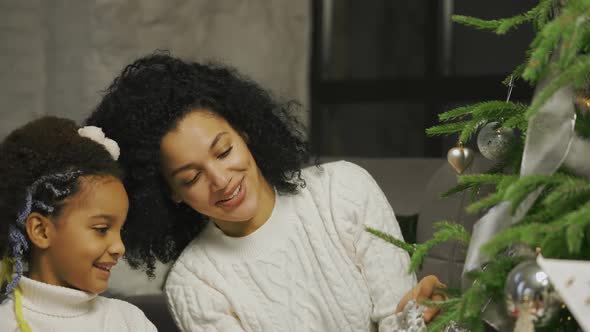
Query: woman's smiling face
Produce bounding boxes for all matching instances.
[160,110,274,230]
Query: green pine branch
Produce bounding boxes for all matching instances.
[502,65,527,85]
[501,112,527,131]
[426,121,469,136]
[458,119,482,143]
[465,191,504,214]
[533,0,556,30]
[502,176,552,213]
[552,201,590,254]
[408,222,470,272]
[465,176,518,213]
[558,13,589,70]
[522,14,569,83]
[522,1,590,84]
[526,54,590,118]
[480,200,590,258]
[452,12,534,35]
[438,101,527,122]
[441,173,509,199]
[428,101,527,145]
[452,0,557,36]
[366,222,469,273]
[543,179,590,206]
[365,227,416,254]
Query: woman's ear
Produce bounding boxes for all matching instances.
[25,212,54,249]
[170,192,182,204]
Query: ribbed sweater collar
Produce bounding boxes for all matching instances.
[199,191,295,262]
[18,276,97,317]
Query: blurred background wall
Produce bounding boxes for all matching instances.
[0,0,309,138]
[1,0,536,158]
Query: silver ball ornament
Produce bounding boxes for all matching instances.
[504,260,561,327]
[476,122,515,161]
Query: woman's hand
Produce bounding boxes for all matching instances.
[395,275,447,323]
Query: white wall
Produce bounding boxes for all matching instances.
[0,0,310,138]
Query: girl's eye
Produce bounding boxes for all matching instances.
[218,146,233,159]
[94,227,108,234]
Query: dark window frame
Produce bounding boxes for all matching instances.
[310,0,533,157]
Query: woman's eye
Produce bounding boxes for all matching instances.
[184,173,201,186]
[94,227,108,234]
[218,146,233,159]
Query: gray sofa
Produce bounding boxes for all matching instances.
[107,156,492,331]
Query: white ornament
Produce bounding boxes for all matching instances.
[537,255,590,331]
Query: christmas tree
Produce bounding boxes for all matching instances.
[368,0,590,331]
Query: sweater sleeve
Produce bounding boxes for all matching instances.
[165,265,246,332]
[329,161,417,331]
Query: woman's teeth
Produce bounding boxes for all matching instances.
[221,185,241,202]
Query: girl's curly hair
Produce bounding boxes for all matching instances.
[0,116,122,258]
[86,52,310,276]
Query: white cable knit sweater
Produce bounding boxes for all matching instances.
[0,276,157,332]
[165,161,417,332]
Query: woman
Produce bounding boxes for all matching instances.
[86,52,444,331]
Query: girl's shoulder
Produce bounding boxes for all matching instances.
[97,296,147,316]
[96,296,156,329]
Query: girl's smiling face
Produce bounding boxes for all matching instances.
[34,175,129,294]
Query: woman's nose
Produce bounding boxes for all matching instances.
[209,168,230,191]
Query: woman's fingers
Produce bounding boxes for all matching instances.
[418,275,446,298]
[395,287,418,313]
[395,275,448,322]
[423,293,446,323]
[423,306,441,323]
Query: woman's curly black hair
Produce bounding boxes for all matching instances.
[0,116,122,256]
[86,52,310,276]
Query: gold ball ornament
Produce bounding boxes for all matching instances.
[447,142,474,174]
[574,92,590,113]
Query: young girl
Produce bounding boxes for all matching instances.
[0,117,156,331]
[87,53,444,331]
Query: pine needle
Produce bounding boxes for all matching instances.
[365,227,416,254]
